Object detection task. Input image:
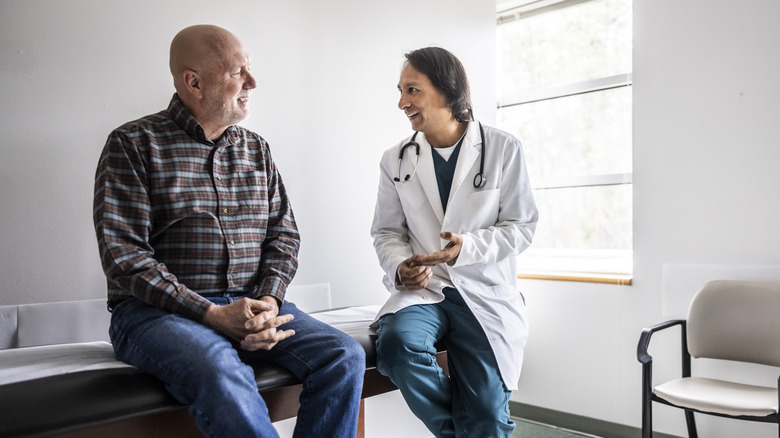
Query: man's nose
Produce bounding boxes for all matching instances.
[244,71,257,89]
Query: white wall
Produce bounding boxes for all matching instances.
[3,1,780,437]
[0,0,495,309]
[0,2,491,436]
[513,1,780,437]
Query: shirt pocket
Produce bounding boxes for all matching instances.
[233,170,268,212]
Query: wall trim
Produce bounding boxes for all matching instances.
[510,401,682,438]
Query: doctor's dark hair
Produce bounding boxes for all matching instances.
[404,47,473,123]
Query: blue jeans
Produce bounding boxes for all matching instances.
[109,296,365,438]
[376,287,514,438]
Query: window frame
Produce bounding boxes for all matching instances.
[497,0,634,285]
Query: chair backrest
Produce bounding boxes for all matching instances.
[687,280,780,367]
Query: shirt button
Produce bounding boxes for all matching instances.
[230,240,235,245]
[216,176,222,181]
[223,208,228,214]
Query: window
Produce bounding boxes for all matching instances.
[496,0,633,284]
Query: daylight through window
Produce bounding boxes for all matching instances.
[497,0,633,282]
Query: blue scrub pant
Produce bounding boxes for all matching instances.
[109,296,365,438]
[376,287,514,438]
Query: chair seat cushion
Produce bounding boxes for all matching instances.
[654,377,779,417]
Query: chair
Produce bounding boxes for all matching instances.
[637,280,780,438]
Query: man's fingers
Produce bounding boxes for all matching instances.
[272,314,295,327]
[245,312,294,330]
[240,329,296,351]
[245,297,275,314]
[274,329,296,343]
[244,311,269,330]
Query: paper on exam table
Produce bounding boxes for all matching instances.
[0,341,133,386]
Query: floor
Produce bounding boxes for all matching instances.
[512,418,602,438]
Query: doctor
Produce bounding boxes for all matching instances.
[371,47,538,438]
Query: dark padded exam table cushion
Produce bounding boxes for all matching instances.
[0,305,403,438]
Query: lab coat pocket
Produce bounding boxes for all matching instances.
[469,188,500,203]
[467,188,500,224]
[466,284,527,343]
[481,282,520,299]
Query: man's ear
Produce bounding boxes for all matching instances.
[182,70,203,99]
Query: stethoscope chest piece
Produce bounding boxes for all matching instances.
[473,172,486,188]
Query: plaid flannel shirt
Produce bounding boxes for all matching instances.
[93,94,300,321]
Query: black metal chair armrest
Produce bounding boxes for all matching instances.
[638,319,688,438]
[637,319,686,364]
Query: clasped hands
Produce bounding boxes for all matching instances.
[397,231,462,291]
[203,295,295,352]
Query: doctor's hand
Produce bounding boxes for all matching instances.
[411,232,463,267]
[397,257,433,291]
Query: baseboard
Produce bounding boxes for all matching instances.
[509,401,682,438]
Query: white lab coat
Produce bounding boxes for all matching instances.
[370,120,538,390]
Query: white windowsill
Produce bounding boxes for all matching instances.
[517,249,632,285]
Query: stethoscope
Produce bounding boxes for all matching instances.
[394,122,486,188]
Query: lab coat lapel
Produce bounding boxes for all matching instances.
[446,122,480,214]
[415,135,445,224]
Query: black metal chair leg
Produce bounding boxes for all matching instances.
[642,395,652,438]
[684,410,697,438]
[641,360,653,438]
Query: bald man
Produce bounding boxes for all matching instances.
[93,25,364,437]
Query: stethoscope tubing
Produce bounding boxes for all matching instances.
[395,122,486,189]
[394,132,420,183]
